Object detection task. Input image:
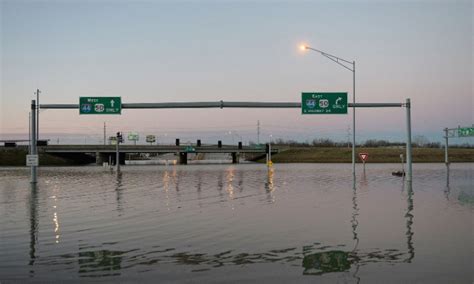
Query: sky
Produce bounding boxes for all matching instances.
[1,0,472,145]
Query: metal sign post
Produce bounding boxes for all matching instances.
[405,99,412,182]
[30,100,38,184]
[116,132,122,172]
[444,128,449,166]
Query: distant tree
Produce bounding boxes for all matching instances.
[413,135,430,147]
[312,138,335,147]
[364,139,390,147]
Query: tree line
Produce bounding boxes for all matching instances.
[249,136,473,148]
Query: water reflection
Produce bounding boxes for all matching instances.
[299,174,416,279]
[78,249,124,277]
[265,167,275,204]
[237,170,244,192]
[28,183,39,273]
[217,170,224,198]
[226,167,235,200]
[115,171,124,215]
[405,182,415,262]
[351,174,361,283]
[444,166,451,200]
[445,164,450,187]
[162,170,171,211]
[13,165,429,280]
[52,194,61,244]
[302,250,351,275]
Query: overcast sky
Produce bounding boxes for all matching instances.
[1,0,472,144]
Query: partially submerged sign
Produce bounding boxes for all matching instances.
[79,97,121,115]
[302,92,348,114]
[26,155,39,166]
[358,153,369,162]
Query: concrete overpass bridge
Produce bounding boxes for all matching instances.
[41,144,279,165]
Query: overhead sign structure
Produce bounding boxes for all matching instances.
[358,153,369,162]
[26,155,39,166]
[458,127,474,137]
[302,92,348,114]
[79,97,121,115]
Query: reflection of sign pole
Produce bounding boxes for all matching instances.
[400,154,405,174]
[116,132,122,171]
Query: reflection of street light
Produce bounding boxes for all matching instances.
[301,44,356,178]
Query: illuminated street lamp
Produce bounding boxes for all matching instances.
[300,44,356,178]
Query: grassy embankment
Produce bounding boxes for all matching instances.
[259,147,474,163]
[1,147,473,166]
[0,148,94,166]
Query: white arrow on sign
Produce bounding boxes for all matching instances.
[110,100,115,107]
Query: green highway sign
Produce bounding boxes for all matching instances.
[302,92,348,114]
[128,132,139,141]
[458,127,474,137]
[79,97,121,115]
[185,146,196,153]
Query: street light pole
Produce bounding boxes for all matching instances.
[352,61,356,179]
[302,45,356,179]
[35,89,40,143]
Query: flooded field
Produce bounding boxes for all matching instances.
[0,163,472,283]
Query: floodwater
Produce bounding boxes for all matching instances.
[0,163,472,283]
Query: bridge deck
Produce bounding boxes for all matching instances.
[40,145,277,154]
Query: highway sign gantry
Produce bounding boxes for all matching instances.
[79,97,121,115]
[301,92,348,114]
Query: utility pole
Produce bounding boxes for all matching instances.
[103,122,106,145]
[35,89,40,143]
[257,120,260,145]
[347,125,351,148]
[444,128,449,166]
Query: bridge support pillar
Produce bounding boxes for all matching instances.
[232,152,240,164]
[110,153,126,165]
[95,152,107,165]
[179,152,188,165]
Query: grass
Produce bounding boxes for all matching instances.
[260,147,474,163]
[1,146,472,166]
[0,148,94,166]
